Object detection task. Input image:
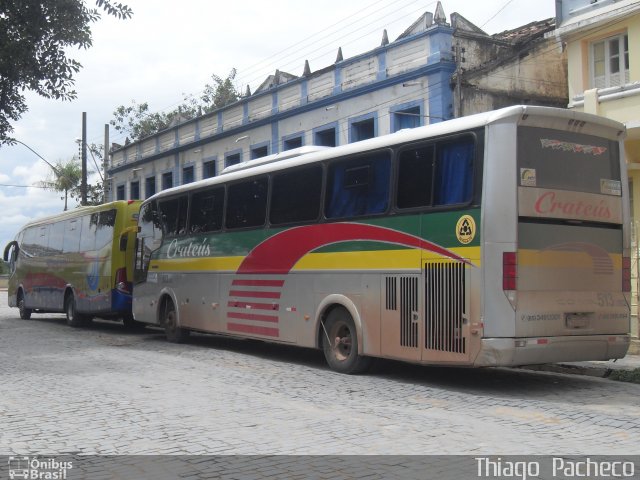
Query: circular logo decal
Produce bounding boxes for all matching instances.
[456,215,476,245]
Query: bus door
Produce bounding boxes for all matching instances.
[133,202,163,324]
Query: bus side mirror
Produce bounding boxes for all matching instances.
[3,241,18,262]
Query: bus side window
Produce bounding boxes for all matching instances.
[63,219,80,253]
[226,177,268,229]
[433,138,474,206]
[159,196,188,236]
[96,210,116,251]
[21,227,37,257]
[270,165,322,225]
[48,222,65,255]
[80,215,96,252]
[397,145,435,209]
[190,187,224,233]
[325,151,391,219]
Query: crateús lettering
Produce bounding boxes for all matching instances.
[534,191,611,219]
[167,238,211,258]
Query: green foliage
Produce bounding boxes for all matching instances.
[0,260,8,275]
[0,0,132,144]
[36,159,83,211]
[111,69,240,142]
[608,368,640,384]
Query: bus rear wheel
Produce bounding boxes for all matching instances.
[322,308,372,374]
[65,293,87,328]
[17,290,31,320]
[162,298,189,343]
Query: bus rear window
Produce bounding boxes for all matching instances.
[518,127,621,195]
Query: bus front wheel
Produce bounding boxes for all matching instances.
[162,298,189,343]
[322,308,372,374]
[17,290,31,320]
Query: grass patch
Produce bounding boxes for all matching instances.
[608,368,640,383]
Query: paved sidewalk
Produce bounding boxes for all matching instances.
[527,353,640,378]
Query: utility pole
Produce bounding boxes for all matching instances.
[103,124,109,203]
[452,42,466,118]
[81,112,87,206]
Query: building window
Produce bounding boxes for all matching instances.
[182,165,194,184]
[314,126,337,147]
[145,176,156,199]
[591,33,629,88]
[162,171,173,190]
[116,184,125,200]
[391,105,421,132]
[251,144,269,159]
[130,181,140,200]
[349,114,377,143]
[283,135,303,151]
[225,151,241,168]
[203,160,216,179]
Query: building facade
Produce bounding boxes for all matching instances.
[108,3,567,203]
[551,0,640,337]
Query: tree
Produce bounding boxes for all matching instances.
[0,0,133,144]
[36,159,83,211]
[111,69,240,142]
[200,68,240,114]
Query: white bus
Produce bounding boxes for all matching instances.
[131,106,630,373]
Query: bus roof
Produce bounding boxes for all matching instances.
[146,105,626,203]
[18,200,141,230]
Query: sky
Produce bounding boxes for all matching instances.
[0,0,556,251]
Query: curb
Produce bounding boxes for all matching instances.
[521,363,612,378]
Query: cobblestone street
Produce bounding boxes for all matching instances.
[1,294,639,457]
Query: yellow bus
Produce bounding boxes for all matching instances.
[3,200,141,327]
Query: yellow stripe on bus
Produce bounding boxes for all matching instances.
[150,247,481,273]
[518,249,622,268]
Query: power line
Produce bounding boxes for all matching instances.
[102,0,430,146]
[106,2,638,157]
[0,183,49,189]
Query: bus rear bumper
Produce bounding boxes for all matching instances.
[474,335,630,367]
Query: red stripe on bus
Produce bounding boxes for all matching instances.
[236,222,471,275]
[232,279,285,287]
[227,323,279,337]
[228,301,280,311]
[229,290,282,299]
[227,312,279,323]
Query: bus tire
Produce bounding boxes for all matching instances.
[65,293,87,328]
[322,307,372,374]
[17,290,32,320]
[162,298,189,343]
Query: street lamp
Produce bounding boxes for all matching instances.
[13,139,62,177]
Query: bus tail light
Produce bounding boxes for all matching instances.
[115,267,131,294]
[503,252,517,291]
[622,256,631,292]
